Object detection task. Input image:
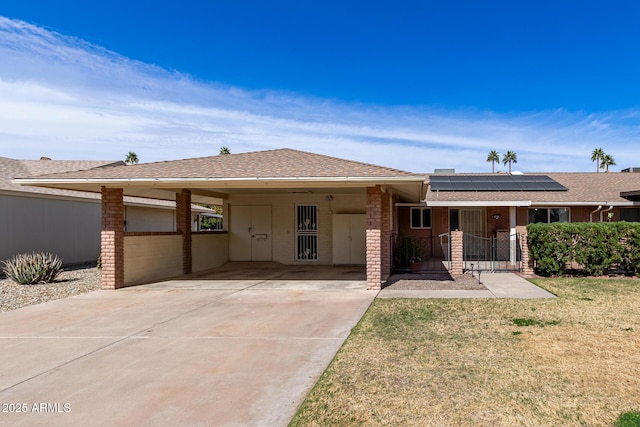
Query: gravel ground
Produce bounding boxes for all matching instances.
[383,271,487,290]
[0,266,102,312]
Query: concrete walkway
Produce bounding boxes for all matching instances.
[0,271,373,427]
[378,272,556,299]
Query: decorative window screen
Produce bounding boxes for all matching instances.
[296,204,318,261]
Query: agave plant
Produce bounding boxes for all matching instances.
[1,252,63,285]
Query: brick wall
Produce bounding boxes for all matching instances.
[486,206,510,235]
[366,187,381,289]
[450,230,463,275]
[366,186,392,290]
[381,189,392,280]
[516,225,534,275]
[101,187,124,289]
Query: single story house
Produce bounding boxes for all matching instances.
[14,149,426,289]
[2,156,213,265]
[396,171,640,272]
[15,149,640,288]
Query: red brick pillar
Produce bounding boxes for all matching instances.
[176,189,192,275]
[450,230,464,275]
[366,186,391,290]
[381,189,392,280]
[516,225,534,275]
[101,187,124,289]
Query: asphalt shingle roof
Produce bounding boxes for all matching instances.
[22,149,419,180]
[1,156,122,196]
[426,172,640,204]
[1,156,209,210]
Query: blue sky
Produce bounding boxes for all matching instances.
[1,1,640,172]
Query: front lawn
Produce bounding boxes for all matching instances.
[290,278,640,426]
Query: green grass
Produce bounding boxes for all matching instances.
[290,277,640,427]
[615,411,640,427]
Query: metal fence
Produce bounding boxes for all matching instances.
[392,233,451,273]
[463,232,521,272]
[392,232,522,274]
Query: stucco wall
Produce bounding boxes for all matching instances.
[227,192,366,265]
[125,206,176,232]
[124,234,182,285]
[193,233,229,272]
[0,194,101,264]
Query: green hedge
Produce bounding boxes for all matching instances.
[527,222,640,276]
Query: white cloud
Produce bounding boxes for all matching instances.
[1,16,639,172]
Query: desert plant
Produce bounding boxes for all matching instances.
[1,252,63,285]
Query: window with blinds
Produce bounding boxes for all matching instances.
[296,204,318,261]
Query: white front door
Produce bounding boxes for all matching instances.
[229,205,272,261]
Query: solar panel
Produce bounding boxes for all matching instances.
[429,175,567,192]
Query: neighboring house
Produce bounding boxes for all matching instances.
[15,149,426,289]
[396,171,640,272]
[2,156,213,265]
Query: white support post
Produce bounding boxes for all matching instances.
[509,206,517,265]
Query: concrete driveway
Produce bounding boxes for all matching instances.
[0,265,373,426]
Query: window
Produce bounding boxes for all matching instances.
[621,208,640,222]
[410,207,432,228]
[528,208,570,224]
[295,205,318,261]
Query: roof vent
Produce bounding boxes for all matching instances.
[621,167,640,173]
[40,156,51,161]
[434,168,455,174]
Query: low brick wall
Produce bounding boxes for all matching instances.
[124,234,182,285]
[193,232,229,272]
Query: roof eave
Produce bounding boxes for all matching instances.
[425,200,638,207]
[13,176,426,189]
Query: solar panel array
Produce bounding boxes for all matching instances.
[429,175,568,192]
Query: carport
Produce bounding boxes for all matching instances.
[15,149,426,290]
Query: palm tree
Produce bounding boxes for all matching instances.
[486,150,500,173]
[601,153,616,172]
[502,151,517,173]
[591,148,604,172]
[219,147,231,155]
[125,152,139,165]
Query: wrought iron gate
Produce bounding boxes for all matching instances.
[463,232,521,272]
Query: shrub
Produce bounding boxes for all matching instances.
[527,222,640,277]
[1,252,63,285]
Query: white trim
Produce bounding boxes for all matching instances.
[14,176,426,187]
[410,207,432,229]
[0,189,210,212]
[426,200,638,207]
[527,207,571,224]
[426,201,532,207]
[534,201,636,207]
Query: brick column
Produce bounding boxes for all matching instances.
[450,230,464,275]
[516,225,534,275]
[381,189,392,279]
[176,189,192,275]
[366,186,391,290]
[101,187,124,289]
